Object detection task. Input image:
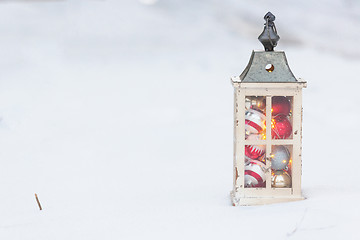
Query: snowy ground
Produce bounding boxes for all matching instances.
[0,0,359,239]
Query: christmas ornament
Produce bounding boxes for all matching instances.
[245,160,266,187]
[272,170,292,188]
[245,134,266,163]
[254,181,266,188]
[246,96,266,111]
[245,109,266,136]
[271,114,292,139]
[245,145,266,163]
[270,145,290,170]
[272,96,291,116]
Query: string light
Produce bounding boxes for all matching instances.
[271,119,276,129]
[262,133,266,140]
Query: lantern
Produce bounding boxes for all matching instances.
[230,12,307,206]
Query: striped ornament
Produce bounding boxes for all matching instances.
[245,109,266,135]
[245,145,266,163]
[244,160,266,188]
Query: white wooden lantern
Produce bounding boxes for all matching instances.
[230,13,307,206]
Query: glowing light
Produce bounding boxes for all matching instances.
[271,119,276,129]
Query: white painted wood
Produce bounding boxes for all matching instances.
[233,90,237,189]
[230,191,305,206]
[234,88,246,192]
[243,139,295,145]
[292,90,303,196]
[237,82,307,89]
[231,82,305,206]
[265,96,272,190]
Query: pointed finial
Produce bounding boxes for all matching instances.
[258,12,280,51]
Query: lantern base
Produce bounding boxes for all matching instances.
[230,190,305,206]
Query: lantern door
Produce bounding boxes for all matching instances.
[232,82,305,205]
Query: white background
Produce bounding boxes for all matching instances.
[0,0,359,239]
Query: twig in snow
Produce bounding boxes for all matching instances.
[287,208,307,237]
[35,193,42,211]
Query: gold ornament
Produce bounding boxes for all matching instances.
[271,170,292,188]
[245,96,266,111]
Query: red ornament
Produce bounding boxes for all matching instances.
[271,114,292,139]
[244,160,266,188]
[245,109,266,136]
[245,134,265,163]
[272,96,290,116]
[254,182,266,188]
[245,145,265,162]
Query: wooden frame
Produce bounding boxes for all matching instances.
[231,78,306,206]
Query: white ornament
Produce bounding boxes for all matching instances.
[245,109,266,135]
[244,160,266,187]
[271,145,290,170]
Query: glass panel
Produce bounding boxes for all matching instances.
[244,145,266,188]
[271,96,293,139]
[271,145,292,188]
[245,96,266,140]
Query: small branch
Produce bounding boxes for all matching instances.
[287,208,307,237]
[35,193,42,211]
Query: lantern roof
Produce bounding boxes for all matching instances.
[239,50,298,83]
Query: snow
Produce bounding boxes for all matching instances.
[0,0,359,239]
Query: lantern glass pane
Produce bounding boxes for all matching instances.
[271,145,293,188]
[271,96,293,140]
[244,146,266,188]
[245,96,266,140]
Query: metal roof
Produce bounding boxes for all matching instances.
[240,50,298,83]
